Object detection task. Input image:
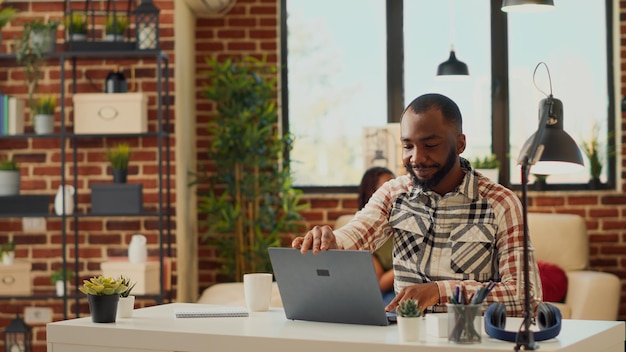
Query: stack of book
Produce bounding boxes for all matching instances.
[0,95,26,135]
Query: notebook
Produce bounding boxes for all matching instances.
[174,306,248,318]
[268,247,396,326]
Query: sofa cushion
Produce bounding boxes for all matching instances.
[537,261,568,303]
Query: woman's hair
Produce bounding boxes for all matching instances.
[358,166,395,210]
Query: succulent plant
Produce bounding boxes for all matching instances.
[397,299,423,317]
[79,275,127,296]
[119,275,136,298]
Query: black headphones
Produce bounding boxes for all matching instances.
[484,302,561,342]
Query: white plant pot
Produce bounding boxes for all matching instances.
[0,170,20,196]
[2,251,15,265]
[68,33,87,42]
[117,295,135,319]
[55,280,66,296]
[397,316,424,343]
[29,30,56,53]
[34,114,54,135]
[105,34,125,42]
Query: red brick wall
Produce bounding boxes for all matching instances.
[195,0,626,322]
[0,1,175,350]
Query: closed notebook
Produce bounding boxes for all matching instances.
[174,306,248,318]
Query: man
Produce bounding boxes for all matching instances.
[292,93,541,317]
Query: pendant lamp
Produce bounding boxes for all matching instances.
[436,0,469,78]
[501,0,554,13]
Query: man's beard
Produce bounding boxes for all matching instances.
[406,146,457,190]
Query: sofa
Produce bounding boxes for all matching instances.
[198,213,621,320]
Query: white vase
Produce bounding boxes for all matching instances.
[0,170,20,196]
[55,280,66,296]
[34,114,54,134]
[397,316,424,343]
[54,185,75,215]
[128,234,147,263]
[117,295,135,319]
[2,251,14,265]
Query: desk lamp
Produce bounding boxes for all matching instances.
[514,62,584,350]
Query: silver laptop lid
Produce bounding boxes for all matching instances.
[268,247,391,326]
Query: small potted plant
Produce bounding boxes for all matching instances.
[79,275,128,323]
[51,268,74,296]
[580,122,614,189]
[396,299,424,342]
[104,13,128,42]
[32,95,56,135]
[106,143,131,183]
[471,154,500,182]
[117,275,136,319]
[0,158,19,196]
[64,12,87,41]
[1,241,15,265]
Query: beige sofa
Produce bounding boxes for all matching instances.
[198,213,620,320]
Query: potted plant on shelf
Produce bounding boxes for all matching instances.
[79,275,127,323]
[104,13,128,42]
[17,18,60,114]
[64,12,87,41]
[1,241,15,265]
[470,154,500,183]
[32,95,56,135]
[580,122,613,189]
[116,275,136,319]
[197,56,306,282]
[396,299,424,342]
[106,143,131,183]
[51,268,73,296]
[0,1,17,51]
[0,158,19,196]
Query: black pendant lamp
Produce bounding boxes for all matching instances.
[436,1,469,78]
[501,0,554,12]
[437,49,469,76]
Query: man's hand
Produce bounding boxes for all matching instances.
[291,225,339,254]
[386,282,439,312]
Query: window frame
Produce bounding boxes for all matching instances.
[280,0,616,193]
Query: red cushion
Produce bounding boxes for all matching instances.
[537,261,568,303]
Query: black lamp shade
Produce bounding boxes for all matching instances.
[519,97,584,175]
[502,0,554,12]
[134,0,160,50]
[437,50,469,76]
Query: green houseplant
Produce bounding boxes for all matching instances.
[1,241,15,265]
[80,275,128,323]
[0,1,17,31]
[198,56,306,282]
[51,268,73,296]
[580,122,613,188]
[105,13,128,41]
[64,12,87,40]
[106,143,131,183]
[470,154,500,182]
[0,158,19,196]
[396,299,424,342]
[32,94,56,134]
[117,275,136,318]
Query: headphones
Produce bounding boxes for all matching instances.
[484,302,561,342]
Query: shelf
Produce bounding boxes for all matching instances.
[0,211,169,219]
[0,49,168,62]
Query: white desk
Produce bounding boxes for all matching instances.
[46,303,625,352]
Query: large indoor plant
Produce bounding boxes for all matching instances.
[198,56,306,282]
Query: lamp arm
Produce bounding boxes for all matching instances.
[516,95,554,176]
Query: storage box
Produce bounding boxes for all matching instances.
[0,261,32,295]
[91,184,143,215]
[74,93,148,134]
[101,261,159,295]
[0,195,50,215]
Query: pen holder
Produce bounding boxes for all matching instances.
[446,303,482,344]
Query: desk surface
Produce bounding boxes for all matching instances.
[46,303,625,352]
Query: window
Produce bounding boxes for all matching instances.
[282,0,615,190]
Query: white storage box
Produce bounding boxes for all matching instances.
[0,261,31,295]
[101,260,159,295]
[73,93,148,134]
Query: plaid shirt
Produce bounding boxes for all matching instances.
[334,159,542,317]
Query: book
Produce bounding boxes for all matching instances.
[7,97,25,135]
[173,306,249,318]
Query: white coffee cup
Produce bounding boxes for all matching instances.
[243,273,273,312]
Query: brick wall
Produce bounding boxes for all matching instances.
[195,0,626,322]
[0,1,175,350]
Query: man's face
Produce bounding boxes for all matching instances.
[400,108,465,191]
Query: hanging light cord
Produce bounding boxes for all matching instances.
[532,61,553,98]
[448,0,456,50]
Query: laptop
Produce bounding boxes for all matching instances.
[268,247,396,326]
